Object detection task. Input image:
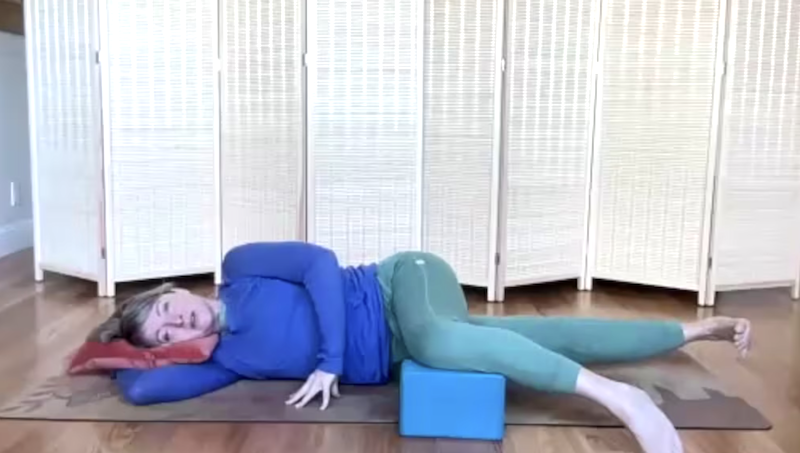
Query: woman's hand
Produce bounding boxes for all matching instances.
[285,369,341,410]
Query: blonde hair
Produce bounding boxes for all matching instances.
[88,283,175,347]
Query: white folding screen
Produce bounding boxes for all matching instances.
[102,0,218,283]
[795,270,800,299]
[421,0,501,287]
[24,0,800,303]
[25,0,103,281]
[220,0,304,257]
[711,0,800,296]
[501,0,597,289]
[588,0,721,292]
[307,0,422,266]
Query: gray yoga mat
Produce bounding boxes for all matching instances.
[0,352,770,430]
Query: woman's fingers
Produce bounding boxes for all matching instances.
[288,372,340,410]
[320,384,331,411]
[285,390,301,406]
[295,387,319,409]
[295,379,320,408]
[286,391,303,406]
[286,381,311,404]
[286,378,312,406]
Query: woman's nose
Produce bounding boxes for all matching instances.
[168,313,184,327]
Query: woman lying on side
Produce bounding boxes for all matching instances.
[91,241,752,453]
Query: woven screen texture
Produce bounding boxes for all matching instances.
[504,0,595,284]
[421,0,499,286]
[28,0,102,278]
[592,0,719,290]
[308,0,421,266]
[105,0,217,280]
[221,0,304,254]
[714,0,800,288]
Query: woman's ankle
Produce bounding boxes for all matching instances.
[574,368,630,413]
[681,320,712,343]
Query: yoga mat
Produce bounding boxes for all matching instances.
[0,352,770,430]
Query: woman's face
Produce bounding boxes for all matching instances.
[139,289,219,346]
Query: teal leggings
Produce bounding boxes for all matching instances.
[377,252,686,393]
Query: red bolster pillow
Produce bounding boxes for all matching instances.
[67,335,219,375]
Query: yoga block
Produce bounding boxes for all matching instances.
[399,360,506,441]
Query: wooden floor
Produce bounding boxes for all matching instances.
[0,250,798,453]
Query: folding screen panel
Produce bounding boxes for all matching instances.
[795,272,800,299]
[25,0,102,281]
[307,0,421,266]
[421,0,501,287]
[588,0,720,291]
[501,0,596,287]
[220,0,304,257]
[103,0,217,282]
[711,0,800,296]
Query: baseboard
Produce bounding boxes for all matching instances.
[0,219,33,259]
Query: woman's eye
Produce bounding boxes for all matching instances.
[163,332,171,343]
[163,301,170,313]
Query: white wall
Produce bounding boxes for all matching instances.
[0,31,32,258]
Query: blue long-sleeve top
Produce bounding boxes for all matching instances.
[114,242,392,405]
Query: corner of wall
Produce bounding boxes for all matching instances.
[0,219,33,259]
[0,29,33,260]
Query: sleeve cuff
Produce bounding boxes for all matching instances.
[318,356,344,376]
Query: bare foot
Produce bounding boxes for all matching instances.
[611,383,684,453]
[575,370,683,453]
[683,316,752,357]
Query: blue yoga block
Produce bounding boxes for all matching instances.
[399,360,506,441]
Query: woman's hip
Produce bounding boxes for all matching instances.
[377,251,469,324]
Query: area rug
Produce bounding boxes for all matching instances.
[0,352,770,430]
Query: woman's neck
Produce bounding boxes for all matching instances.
[201,297,225,334]
[208,298,226,333]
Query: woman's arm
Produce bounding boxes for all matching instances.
[221,241,345,376]
[114,362,240,405]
